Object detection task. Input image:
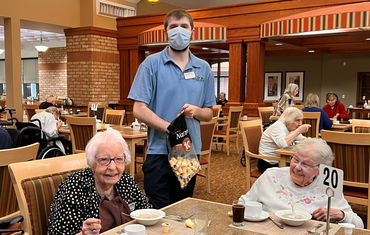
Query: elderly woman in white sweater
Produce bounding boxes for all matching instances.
[239,138,364,228]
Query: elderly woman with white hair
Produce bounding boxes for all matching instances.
[270,83,299,121]
[47,130,152,235]
[258,107,311,172]
[240,138,364,228]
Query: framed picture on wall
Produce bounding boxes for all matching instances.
[264,72,282,101]
[285,71,304,101]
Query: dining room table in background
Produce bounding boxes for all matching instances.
[348,107,370,119]
[100,197,369,235]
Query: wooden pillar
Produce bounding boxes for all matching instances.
[4,17,23,121]
[244,40,266,116]
[228,42,246,103]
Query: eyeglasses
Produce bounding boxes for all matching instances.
[95,156,126,166]
[290,155,319,170]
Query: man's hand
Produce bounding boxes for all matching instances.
[56,120,63,129]
[312,207,344,223]
[182,104,198,119]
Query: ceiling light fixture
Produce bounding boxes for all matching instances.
[147,0,159,4]
[202,47,209,50]
[35,31,49,52]
[275,43,283,46]
[308,50,315,53]
[366,38,370,41]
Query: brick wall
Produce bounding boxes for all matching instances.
[38,47,67,100]
[66,31,120,106]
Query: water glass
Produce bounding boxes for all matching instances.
[194,212,208,235]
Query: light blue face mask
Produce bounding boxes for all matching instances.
[167,27,191,50]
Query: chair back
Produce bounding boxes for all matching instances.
[34,109,45,114]
[258,107,274,124]
[8,153,87,235]
[0,143,39,219]
[241,119,263,154]
[105,109,125,125]
[293,105,304,110]
[23,104,39,122]
[227,106,243,131]
[302,112,320,138]
[67,116,97,154]
[88,102,108,122]
[352,119,370,133]
[0,100,5,108]
[200,118,218,153]
[212,105,222,117]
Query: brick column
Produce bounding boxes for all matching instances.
[64,27,120,106]
[38,47,67,100]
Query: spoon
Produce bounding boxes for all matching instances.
[291,201,297,218]
[307,223,323,234]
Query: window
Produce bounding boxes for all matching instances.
[212,61,229,100]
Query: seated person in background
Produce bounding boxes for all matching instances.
[39,95,57,109]
[302,93,332,132]
[323,92,349,120]
[0,127,12,149]
[31,106,65,154]
[48,130,152,234]
[270,83,299,122]
[240,138,364,228]
[258,107,310,173]
[216,92,228,107]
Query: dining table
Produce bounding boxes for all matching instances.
[348,107,370,119]
[329,123,352,132]
[100,197,368,235]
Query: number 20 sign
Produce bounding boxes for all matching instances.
[318,165,344,199]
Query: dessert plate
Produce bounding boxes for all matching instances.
[244,211,269,222]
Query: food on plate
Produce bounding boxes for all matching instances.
[185,219,194,228]
[137,214,159,219]
[282,213,302,219]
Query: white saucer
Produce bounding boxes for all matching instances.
[244,211,269,222]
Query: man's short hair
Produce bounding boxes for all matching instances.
[46,95,55,102]
[45,106,60,118]
[164,9,194,31]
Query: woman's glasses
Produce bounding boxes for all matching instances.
[95,156,125,166]
[290,155,319,170]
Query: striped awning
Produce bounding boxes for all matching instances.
[261,2,370,38]
[138,22,226,46]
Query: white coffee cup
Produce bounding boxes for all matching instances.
[244,201,262,218]
[121,224,146,235]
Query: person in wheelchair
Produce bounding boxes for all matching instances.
[31,106,67,154]
[0,126,12,149]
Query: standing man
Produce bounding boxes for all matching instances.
[128,9,215,209]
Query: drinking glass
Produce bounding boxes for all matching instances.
[232,200,245,226]
[194,212,208,235]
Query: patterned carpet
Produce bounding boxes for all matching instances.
[128,137,368,228]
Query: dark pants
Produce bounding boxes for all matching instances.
[257,159,279,173]
[142,154,197,209]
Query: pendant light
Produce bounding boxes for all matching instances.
[35,31,49,52]
[147,0,159,4]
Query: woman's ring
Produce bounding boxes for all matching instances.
[93,230,96,233]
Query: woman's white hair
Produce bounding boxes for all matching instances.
[85,129,131,167]
[293,138,334,166]
[278,107,303,124]
[284,83,299,96]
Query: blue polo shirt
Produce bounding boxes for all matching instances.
[128,47,216,154]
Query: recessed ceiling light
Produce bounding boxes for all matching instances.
[308,50,315,53]
[202,47,209,50]
[275,43,283,46]
[366,38,370,41]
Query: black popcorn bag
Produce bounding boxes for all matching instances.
[166,111,200,188]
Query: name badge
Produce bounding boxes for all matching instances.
[184,72,196,80]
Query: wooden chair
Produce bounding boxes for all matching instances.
[8,153,87,235]
[258,106,274,129]
[0,143,39,220]
[213,106,243,155]
[240,120,283,191]
[212,105,222,118]
[293,104,304,110]
[104,109,125,125]
[88,102,108,122]
[321,130,370,229]
[34,109,45,114]
[67,116,97,154]
[198,117,217,193]
[23,104,39,122]
[302,112,321,138]
[352,119,370,133]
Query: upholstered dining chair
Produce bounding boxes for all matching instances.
[352,119,370,133]
[198,117,217,193]
[88,102,108,122]
[302,112,321,138]
[212,105,222,118]
[321,130,370,228]
[0,143,39,220]
[240,120,283,191]
[104,109,125,125]
[34,109,45,114]
[213,106,243,155]
[67,116,97,154]
[257,106,274,130]
[23,104,39,122]
[8,153,87,235]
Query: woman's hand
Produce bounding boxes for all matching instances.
[297,124,311,134]
[81,218,101,235]
[312,207,344,223]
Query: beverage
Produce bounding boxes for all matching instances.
[332,117,337,123]
[232,204,245,225]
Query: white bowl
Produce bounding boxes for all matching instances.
[275,210,311,226]
[130,209,166,226]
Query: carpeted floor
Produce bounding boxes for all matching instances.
[128,136,368,228]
